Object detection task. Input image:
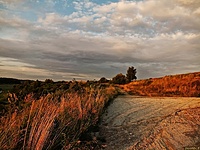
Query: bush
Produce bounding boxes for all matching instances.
[112,73,127,84]
[99,77,109,83]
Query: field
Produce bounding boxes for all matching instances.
[0,72,199,149]
[0,84,15,101]
[0,84,15,91]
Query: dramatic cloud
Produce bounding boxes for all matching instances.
[0,0,199,80]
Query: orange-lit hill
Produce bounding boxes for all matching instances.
[122,72,200,97]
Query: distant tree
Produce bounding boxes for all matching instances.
[126,66,137,82]
[45,79,54,83]
[112,73,127,84]
[33,80,41,88]
[99,77,109,83]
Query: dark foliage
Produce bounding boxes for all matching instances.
[99,77,109,83]
[112,73,127,84]
[126,66,137,82]
[0,78,21,84]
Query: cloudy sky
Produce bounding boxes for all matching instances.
[0,0,200,81]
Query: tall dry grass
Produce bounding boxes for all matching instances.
[0,86,117,150]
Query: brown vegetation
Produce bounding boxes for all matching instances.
[0,84,118,150]
[122,72,200,97]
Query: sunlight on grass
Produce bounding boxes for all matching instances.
[0,86,118,150]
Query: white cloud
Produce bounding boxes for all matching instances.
[31,0,200,38]
[38,13,62,25]
[93,2,116,13]
[175,0,200,9]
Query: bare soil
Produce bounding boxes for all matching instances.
[99,95,200,150]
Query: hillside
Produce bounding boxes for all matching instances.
[0,78,22,84]
[122,72,200,97]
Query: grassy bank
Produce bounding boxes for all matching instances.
[0,82,118,149]
[122,72,200,97]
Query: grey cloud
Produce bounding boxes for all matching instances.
[0,0,200,80]
[0,16,30,29]
[1,31,199,81]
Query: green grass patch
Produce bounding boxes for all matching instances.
[0,84,15,102]
[0,84,16,114]
[0,84,15,92]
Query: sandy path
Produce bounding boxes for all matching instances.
[99,95,200,150]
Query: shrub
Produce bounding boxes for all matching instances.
[99,77,109,83]
[112,73,127,84]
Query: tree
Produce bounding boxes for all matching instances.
[112,73,127,84]
[45,79,54,83]
[126,66,137,82]
[99,77,109,83]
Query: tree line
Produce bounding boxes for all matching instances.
[99,66,137,84]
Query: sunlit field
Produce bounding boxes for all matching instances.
[0,71,199,150]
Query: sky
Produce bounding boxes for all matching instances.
[0,0,200,81]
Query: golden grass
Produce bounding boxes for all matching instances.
[122,72,200,97]
[0,86,118,150]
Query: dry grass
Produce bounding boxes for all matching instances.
[122,72,200,97]
[0,86,118,150]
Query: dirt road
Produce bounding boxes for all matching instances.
[99,95,200,150]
